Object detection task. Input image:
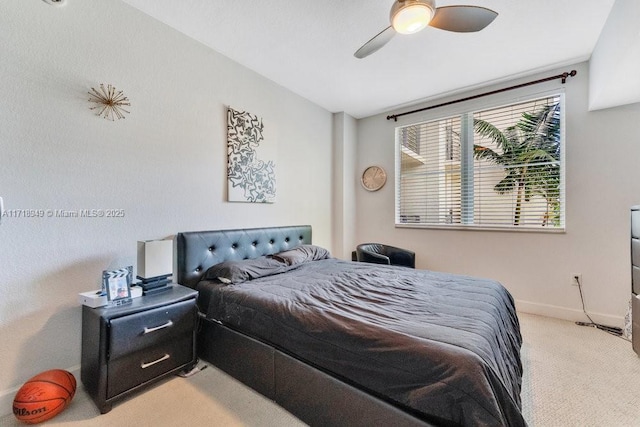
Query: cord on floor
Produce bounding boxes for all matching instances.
[574,276,624,338]
[177,362,208,378]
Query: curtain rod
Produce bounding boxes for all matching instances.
[386,69,577,122]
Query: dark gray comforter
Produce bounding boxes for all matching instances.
[197,258,525,426]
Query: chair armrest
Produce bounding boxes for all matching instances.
[356,248,391,265]
[386,247,416,268]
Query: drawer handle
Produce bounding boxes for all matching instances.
[143,320,173,334]
[141,354,170,369]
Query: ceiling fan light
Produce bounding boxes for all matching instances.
[391,1,434,35]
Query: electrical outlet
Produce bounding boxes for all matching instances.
[571,273,582,286]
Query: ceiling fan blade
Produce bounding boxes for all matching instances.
[354,26,396,59]
[429,5,498,33]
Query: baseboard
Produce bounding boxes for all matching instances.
[515,299,625,328]
[0,365,80,418]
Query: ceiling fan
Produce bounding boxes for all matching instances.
[354,0,498,59]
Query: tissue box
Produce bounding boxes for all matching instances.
[78,286,143,308]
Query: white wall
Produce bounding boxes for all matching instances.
[356,62,640,326]
[332,112,358,259]
[0,0,332,403]
[589,0,640,111]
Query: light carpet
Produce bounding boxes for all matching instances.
[519,313,640,426]
[2,313,640,426]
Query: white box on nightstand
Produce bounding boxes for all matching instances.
[78,286,143,308]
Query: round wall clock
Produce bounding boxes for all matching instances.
[361,166,387,192]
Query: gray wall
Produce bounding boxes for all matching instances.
[0,0,333,400]
[355,61,640,326]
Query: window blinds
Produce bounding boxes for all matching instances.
[397,94,564,230]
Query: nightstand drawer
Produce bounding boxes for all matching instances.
[107,335,194,399]
[109,299,196,359]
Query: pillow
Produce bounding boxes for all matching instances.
[204,256,288,284]
[271,245,331,266]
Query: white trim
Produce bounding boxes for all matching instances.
[395,223,566,233]
[515,299,625,328]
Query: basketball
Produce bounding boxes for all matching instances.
[13,369,76,424]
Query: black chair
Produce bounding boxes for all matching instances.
[356,243,415,268]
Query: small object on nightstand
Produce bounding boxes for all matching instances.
[78,286,142,308]
[137,240,172,278]
[137,240,173,295]
[102,266,133,306]
[140,282,172,295]
[137,275,171,288]
[136,274,172,295]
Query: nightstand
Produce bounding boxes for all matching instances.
[81,284,198,413]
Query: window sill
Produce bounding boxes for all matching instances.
[395,223,566,234]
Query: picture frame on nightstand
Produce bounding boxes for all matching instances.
[103,266,133,305]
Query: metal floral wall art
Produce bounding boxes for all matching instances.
[227,107,276,203]
[88,84,130,121]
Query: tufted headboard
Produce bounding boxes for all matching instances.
[176,225,312,289]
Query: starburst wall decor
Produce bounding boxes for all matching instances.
[88,84,131,121]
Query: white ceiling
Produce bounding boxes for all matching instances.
[120,0,616,119]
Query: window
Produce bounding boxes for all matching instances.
[396,94,564,231]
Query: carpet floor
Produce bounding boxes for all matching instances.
[2,312,640,426]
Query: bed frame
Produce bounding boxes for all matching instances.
[176,225,437,427]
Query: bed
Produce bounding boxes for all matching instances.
[176,225,525,427]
